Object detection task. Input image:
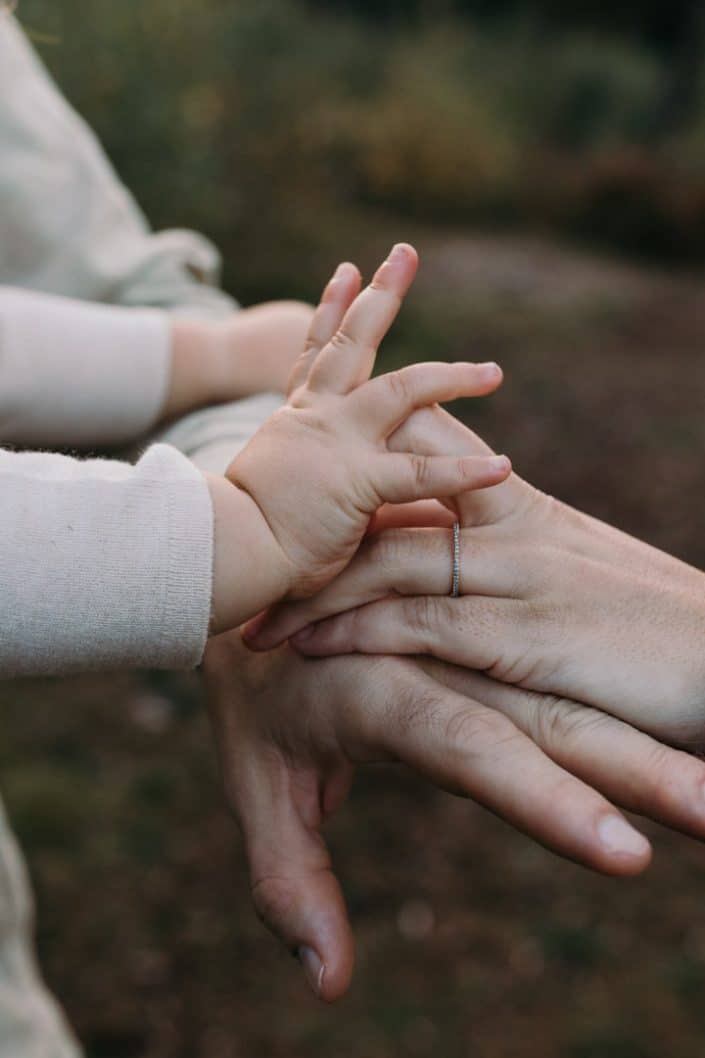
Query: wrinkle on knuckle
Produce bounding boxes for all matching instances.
[250,874,298,933]
[529,694,607,754]
[387,367,416,405]
[456,455,476,485]
[393,682,447,740]
[330,328,356,353]
[402,594,443,638]
[409,453,432,492]
[448,706,520,755]
[369,279,402,304]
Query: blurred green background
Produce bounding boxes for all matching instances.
[5,1,705,1055]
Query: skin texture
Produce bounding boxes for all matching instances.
[206,245,510,632]
[249,404,705,751]
[202,630,705,1002]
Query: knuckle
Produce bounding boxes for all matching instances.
[386,367,415,405]
[402,594,445,637]
[330,328,357,353]
[390,680,452,745]
[409,453,432,492]
[444,703,520,756]
[250,874,297,936]
[456,455,476,485]
[369,279,402,305]
[530,694,607,753]
[330,329,376,367]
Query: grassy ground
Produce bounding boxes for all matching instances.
[3,229,705,1058]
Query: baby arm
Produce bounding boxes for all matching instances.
[0,286,313,449]
[166,300,315,417]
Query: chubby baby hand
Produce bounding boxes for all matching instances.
[208,244,510,631]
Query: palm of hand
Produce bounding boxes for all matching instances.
[226,396,385,598]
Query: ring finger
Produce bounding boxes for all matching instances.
[244,528,525,651]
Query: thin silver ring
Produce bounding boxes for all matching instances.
[450,522,461,597]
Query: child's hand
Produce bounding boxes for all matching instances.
[207,244,510,632]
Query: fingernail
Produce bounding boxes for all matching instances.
[597,815,650,858]
[297,945,325,998]
[292,624,314,644]
[241,612,267,645]
[490,455,511,473]
[478,361,501,375]
[331,261,354,285]
[388,243,408,263]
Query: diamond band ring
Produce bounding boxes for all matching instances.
[450,521,461,598]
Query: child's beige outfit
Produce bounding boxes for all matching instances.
[0,11,280,1054]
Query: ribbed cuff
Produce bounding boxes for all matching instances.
[0,443,214,676]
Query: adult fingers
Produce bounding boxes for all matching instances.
[242,774,354,1003]
[389,404,531,526]
[347,360,503,438]
[427,664,705,844]
[287,262,361,394]
[245,528,525,652]
[242,506,456,647]
[290,593,520,670]
[206,685,355,1002]
[365,662,650,875]
[306,243,418,394]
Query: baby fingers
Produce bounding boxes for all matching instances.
[348,360,504,438]
[373,451,511,506]
[306,243,419,394]
[287,262,361,392]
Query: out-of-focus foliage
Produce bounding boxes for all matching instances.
[16,0,705,301]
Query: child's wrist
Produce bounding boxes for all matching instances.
[164,319,227,421]
[206,473,293,634]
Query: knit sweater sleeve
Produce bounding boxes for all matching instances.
[0,286,172,448]
[0,443,214,677]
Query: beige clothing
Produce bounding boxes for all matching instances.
[0,287,216,676]
[0,12,273,1054]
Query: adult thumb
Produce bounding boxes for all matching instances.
[241,769,355,1003]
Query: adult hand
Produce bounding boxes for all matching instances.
[248,406,705,750]
[201,634,705,1002]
